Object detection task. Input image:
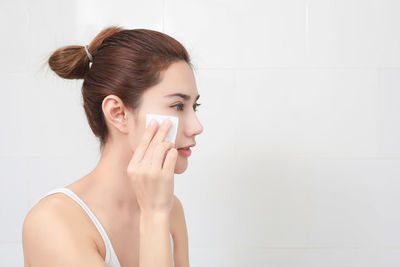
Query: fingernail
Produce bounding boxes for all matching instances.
[163,119,171,126]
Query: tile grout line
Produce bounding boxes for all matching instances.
[376,69,381,158]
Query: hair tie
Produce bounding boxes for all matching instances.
[84,45,93,62]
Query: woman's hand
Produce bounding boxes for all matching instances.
[127,119,178,216]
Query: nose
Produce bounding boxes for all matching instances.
[183,113,203,137]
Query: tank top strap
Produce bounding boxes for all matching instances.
[39,187,121,266]
[39,187,174,267]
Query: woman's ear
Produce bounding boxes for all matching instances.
[102,95,130,134]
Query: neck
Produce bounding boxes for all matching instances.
[86,137,140,215]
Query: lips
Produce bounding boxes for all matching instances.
[178,147,192,157]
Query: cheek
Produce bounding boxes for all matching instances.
[127,125,144,150]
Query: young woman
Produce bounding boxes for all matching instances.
[22,26,203,267]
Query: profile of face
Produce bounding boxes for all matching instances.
[103,60,204,174]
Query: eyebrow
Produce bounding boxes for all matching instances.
[164,93,200,101]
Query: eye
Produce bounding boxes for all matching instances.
[172,103,202,112]
[193,103,201,111]
[172,103,184,111]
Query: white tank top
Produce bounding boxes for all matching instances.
[39,187,174,267]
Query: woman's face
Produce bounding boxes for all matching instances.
[128,60,204,174]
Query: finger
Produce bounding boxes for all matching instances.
[142,119,173,165]
[129,120,159,166]
[162,147,178,175]
[151,141,174,169]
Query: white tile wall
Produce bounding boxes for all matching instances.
[165,0,307,68]
[378,69,400,157]
[1,0,399,266]
[0,156,29,244]
[188,247,400,267]
[308,0,400,68]
[0,244,24,266]
[0,0,30,74]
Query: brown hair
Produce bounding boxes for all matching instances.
[47,25,193,153]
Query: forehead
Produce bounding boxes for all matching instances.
[143,61,199,99]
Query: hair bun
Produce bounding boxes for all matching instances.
[47,45,90,79]
[47,25,124,80]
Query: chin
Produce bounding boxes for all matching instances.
[174,156,188,174]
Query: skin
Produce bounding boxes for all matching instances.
[22,60,203,267]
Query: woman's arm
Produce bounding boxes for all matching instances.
[140,211,173,267]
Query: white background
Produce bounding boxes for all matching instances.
[1,0,400,266]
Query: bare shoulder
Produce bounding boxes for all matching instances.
[170,195,190,267]
[172,195,184,213]
[24,193,94,235]
[171,195,186,226]
[22,194,105,267]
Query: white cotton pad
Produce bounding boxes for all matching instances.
[146,114,179,144]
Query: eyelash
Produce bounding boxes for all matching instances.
[172,103,202,112]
